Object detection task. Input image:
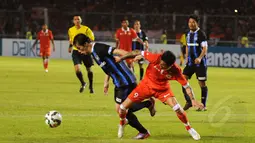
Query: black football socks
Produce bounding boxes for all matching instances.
[88,71,93,89]
[201,86,208,107]
[76,71,85,86]
[126,111,147,134]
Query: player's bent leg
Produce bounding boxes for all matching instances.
[118,98,133,138]
[74,64,86,93]
[86,67,94,93]
[182,74,192,111]
[72,50,86,93]
[164,97,201,140]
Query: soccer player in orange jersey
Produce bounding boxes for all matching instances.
[115,19,147,71]
[116,50,204,140]
[32,24,55,72]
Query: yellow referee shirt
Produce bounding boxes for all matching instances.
[180,33,187,46]
[68,25,95,50]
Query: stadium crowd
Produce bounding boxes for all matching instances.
[0,0,255,45]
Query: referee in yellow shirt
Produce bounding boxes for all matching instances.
[68,16,95,93]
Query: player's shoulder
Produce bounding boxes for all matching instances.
[81,25,91,30]
[68,26,76,31]
[116,28,122,32]
[170,63,182,74]
[130,28,136,32]
[198,29,206,35]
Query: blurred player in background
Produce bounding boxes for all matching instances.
[179,32,187,66]
[182,15,208,111]
[116,50,204,140]
[68,16,94,93]
[32,24,55,73]
[115,19,147,71]
[132,20,148,80]
[73,34,156,139]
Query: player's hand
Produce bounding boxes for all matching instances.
[114,56,122,63]
[103,83,109,95]
[68,47,72,53]
[191,100,204,109]
[134,55,143,62]
[194,58,201,64]
[104,87,109,95]
[144,42,149,50]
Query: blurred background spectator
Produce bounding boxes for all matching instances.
[0,0,254,47]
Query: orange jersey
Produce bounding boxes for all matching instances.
[37,30,53,49]
[115,27,138,51]
[142,51,188,91]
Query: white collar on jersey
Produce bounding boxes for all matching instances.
[190,27,200,33]
[135,29,142,33]
[91,42,95,53]
[42,29,48,33]
[122,27,130,32]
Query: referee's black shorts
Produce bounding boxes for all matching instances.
[72,50,94,68]
[114,83,137,104]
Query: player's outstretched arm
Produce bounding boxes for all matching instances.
[114,49,141,62]
[104,75,110,95]
[184,84,204,109]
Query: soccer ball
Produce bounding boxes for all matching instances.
[45,111,62,128]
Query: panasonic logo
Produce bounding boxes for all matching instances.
[207,52,255,68]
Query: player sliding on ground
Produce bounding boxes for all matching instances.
[73,33,156,139]
[115,50,204,140]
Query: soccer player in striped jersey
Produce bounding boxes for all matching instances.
[182,15,208,111]
[132,20,148,80]
[73,34,156,139]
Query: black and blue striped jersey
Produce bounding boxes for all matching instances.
[186,28,208,67]
[132,30,148,51]
[91,43,136,88]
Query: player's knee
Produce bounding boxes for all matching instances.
[172,104,183,113]
[74,65,81,72]
[86,67,92,73]
[199,81,206,87]
[119,104,128,114]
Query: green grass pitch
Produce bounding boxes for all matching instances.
[0,56,254,143]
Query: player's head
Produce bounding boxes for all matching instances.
[134,20,141,30]
[188,15,199,31]
[73,34,92,54]
[42,24,48,31]
[160,51,176,70]
[73,16,82,26]
[121,19,129,29]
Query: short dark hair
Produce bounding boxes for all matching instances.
[189,15,200,23]
[161,51,176,66]
[73,34,91,46]
[121,18,129,23]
